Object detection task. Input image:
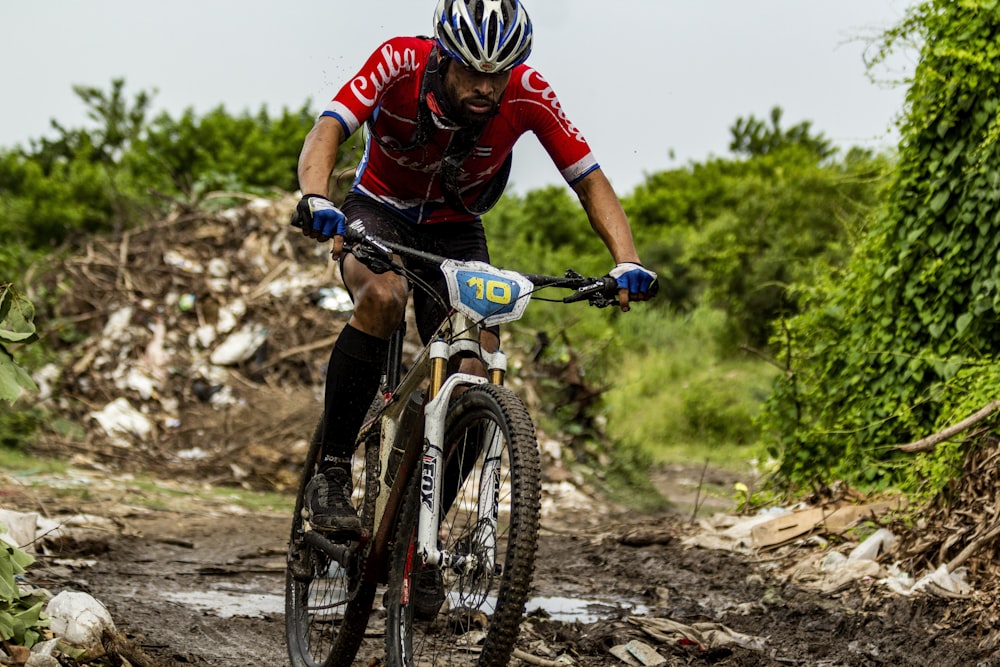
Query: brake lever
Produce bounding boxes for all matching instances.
[350,244,397,274]
[343,221,398,274]
[563,276,618,307]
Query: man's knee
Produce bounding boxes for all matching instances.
[350,275,407,336]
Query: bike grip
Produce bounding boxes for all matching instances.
[618,276,659,299]
[343,220,366,244]
[603,275,620,299]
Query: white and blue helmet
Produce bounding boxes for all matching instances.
[433,0,533,73]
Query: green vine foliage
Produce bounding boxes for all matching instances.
[0,538,47,647]
[759,0,1000,494]
[0,284,39,405]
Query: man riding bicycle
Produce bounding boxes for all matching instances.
[292,0,657,538]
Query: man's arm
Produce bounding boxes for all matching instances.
[298,115,345,197]
[571,168,651,310]
[295,116,351,254]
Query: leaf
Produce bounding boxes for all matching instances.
[0,609,15,641]
[0,289,36,344]
[929,190,951,213]
[955,312,973,335]
[0,552,17,601]
[7,545,33,573]
[12,601,44,634]
[0,346,39,405]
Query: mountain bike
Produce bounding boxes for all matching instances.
[286,222,650,667]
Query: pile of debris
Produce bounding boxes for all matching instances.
[892,441,1000,643]
[25,193,585,496]
[30,194,383,491]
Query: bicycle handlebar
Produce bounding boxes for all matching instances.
[342,221,656,309]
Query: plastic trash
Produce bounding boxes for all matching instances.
[0,509,39,551]
[100,307,133,341]
[122,368,156,400]
[625,639,667,666]
[163,250,204,274]
[215,299,247,334]
[88,398,153,446]
[884,563,971,597]
[210,324,269,365]
[317,286,353,312]
[178,293,196,311]
[848,528,895,562]
[820,550,847,571]
[193,324,218,348]
[46,591,116,646]
[207,257,230,278]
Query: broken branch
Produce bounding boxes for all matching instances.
[895,400,1000,453]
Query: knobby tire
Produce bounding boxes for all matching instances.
[383,384,542,667]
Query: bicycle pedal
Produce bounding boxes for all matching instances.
[288,558,313,581]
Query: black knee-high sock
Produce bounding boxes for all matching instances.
[320,324,389,467]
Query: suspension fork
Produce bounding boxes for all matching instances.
[418,340,508,574]
[419,336,484,570]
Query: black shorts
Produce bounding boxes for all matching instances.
[341,193,497,344]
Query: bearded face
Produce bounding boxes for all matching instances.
[441,60,511,125]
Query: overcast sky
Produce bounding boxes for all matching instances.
[1,1,917,195]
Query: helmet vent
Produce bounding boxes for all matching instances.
[459,22,479,58]
[496,26,520,63]
[486,13,500,53]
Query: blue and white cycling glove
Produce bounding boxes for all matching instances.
[610,262,658,296]
[292,194,346,241]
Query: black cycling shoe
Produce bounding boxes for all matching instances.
[412,565,446,621]
[305,466,361,538]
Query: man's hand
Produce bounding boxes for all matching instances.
[291,194,346,242]
[610,263,657,312]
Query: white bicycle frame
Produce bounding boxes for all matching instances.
[371,311,509,577]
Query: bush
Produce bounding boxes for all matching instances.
[759,0,1000,493]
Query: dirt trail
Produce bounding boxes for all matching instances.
[6,465,991,667]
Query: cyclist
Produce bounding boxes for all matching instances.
[292,0,657,539]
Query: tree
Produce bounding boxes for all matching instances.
[625,133,889,349]
[729,106,835,161]
[0,79,363,277]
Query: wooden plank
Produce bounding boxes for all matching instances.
[751,507,830,548]
[751,499,906,548]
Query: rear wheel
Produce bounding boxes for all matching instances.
[383,384,542,667]
[285,413,378,667]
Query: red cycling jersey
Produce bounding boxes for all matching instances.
[322,36,599,224]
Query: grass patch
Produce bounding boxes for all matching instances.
[601,306,778,473]
[0,446,67,475]
[1,446,293,515]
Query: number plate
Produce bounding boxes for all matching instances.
[441,259,534,326]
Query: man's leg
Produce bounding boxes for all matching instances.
[307,251,406,536]
[305,323,388,535]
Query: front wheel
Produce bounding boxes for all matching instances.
[384,384,542,667]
